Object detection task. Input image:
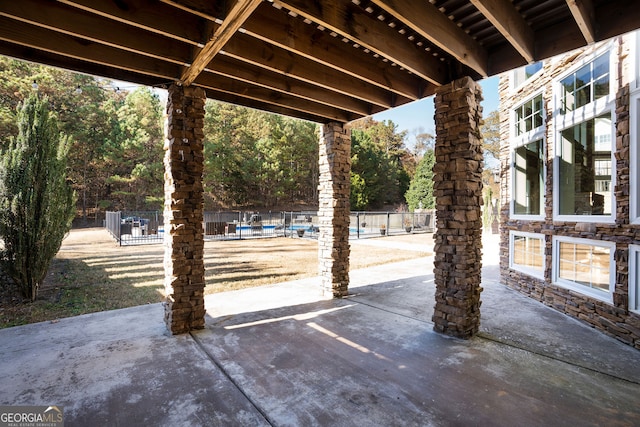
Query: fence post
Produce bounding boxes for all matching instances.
[118,211,122,246]
[356,212,360,239]
[386,212,390,235]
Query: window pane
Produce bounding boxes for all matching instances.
[595,75,609,99]
[512,234,544,271]
[575,85,591,109]
[558,241,611,295]
[593,54,609,79]
[525,62,543,79]
[575,64,591,88]
[514,140,543,215]
[514,61,543,86]
[560,53,609,114]
[558,113,612,216]
[514,94,543,136]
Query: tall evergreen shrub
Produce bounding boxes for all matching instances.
[0,94,76,301]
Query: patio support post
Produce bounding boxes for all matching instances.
[432,76,484,338]
[163,83,207,334]
[318,122,351,297]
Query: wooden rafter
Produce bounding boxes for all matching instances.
[370,0,489,77]
[181,0,262,85]
[241,4,426,100]
[566,0,595,44]
[1,0,640,124]
[471,0,535,63]
[58,0,206,45]
[276,0,449,85]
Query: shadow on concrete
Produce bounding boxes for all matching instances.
[1,240,639,426]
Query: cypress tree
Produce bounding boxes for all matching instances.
[0,94,76,301]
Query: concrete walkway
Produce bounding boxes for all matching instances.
[1,235,639,426]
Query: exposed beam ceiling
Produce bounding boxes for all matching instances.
[0,0,638,124]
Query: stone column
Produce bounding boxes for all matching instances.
[318,122,351,297]
[432,77,484,339]
[163,83,207,334]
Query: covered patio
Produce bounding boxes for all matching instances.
[2,0,640,338]
[1,236,639,425]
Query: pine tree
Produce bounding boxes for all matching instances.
[405,149,435,211]
[0,94,76,301]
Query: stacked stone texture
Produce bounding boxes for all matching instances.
[318,123,351,297]
[498,35,640,349]
[432,77,484,339]
[163,84,206,334]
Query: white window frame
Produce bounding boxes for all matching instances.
[553,43,617,223]
[631,91,640,224]
[552,236,615,304]
[629,244,640,314]
[510,91,546,220]
[509,231,545,279]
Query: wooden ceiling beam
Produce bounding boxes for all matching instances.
[565,0,595,44]
[0,0,192,66]
[5,0,375,113]
[0,14,357,122]
[195,74,357,123]
[207,55,375,116]
[276,0,448,85]
[165,0,427,102]
[369,0,489,76]
[199,87,349,124]
[0,16,182,81]
[222,33,404,108]
[58,0,208,45]
[470,0,535,63]
[181,0,261,85]
[246,4,425,100]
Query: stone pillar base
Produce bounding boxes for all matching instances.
[318,122,351,297]
[163,84,207,334]
[432,77,484,339]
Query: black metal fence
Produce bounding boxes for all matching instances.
[105,211,164,246]
[105,209,435,245]
[350,211,435,238]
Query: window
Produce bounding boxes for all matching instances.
[510,231,545,278]
[631,93,640,223]
[515,94,543,136]
[511,92,545,218]
[513,62,543,88]
[513,140,544,215]
[630,245,640,314]
[553,237,614,303]
[558,113,613,216]
[560,52,610,114]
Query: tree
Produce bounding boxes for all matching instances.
[0,94,76,301]
[106,87,164,211]
[404,149,435,211]
[481,110,501,160]
[350,119,412,209]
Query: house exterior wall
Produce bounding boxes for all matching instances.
[499,32,640,349]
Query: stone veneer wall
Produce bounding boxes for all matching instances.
[499,34,640,349]
[318,122,351,297]
[432,77,484,339]
[163,84,207,334]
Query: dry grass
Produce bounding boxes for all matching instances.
[0,228,432,328]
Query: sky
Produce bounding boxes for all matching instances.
[372,76,499,144]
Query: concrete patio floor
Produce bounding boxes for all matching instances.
[1,235,639,426]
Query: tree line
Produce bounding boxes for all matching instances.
[0,57,441,219]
